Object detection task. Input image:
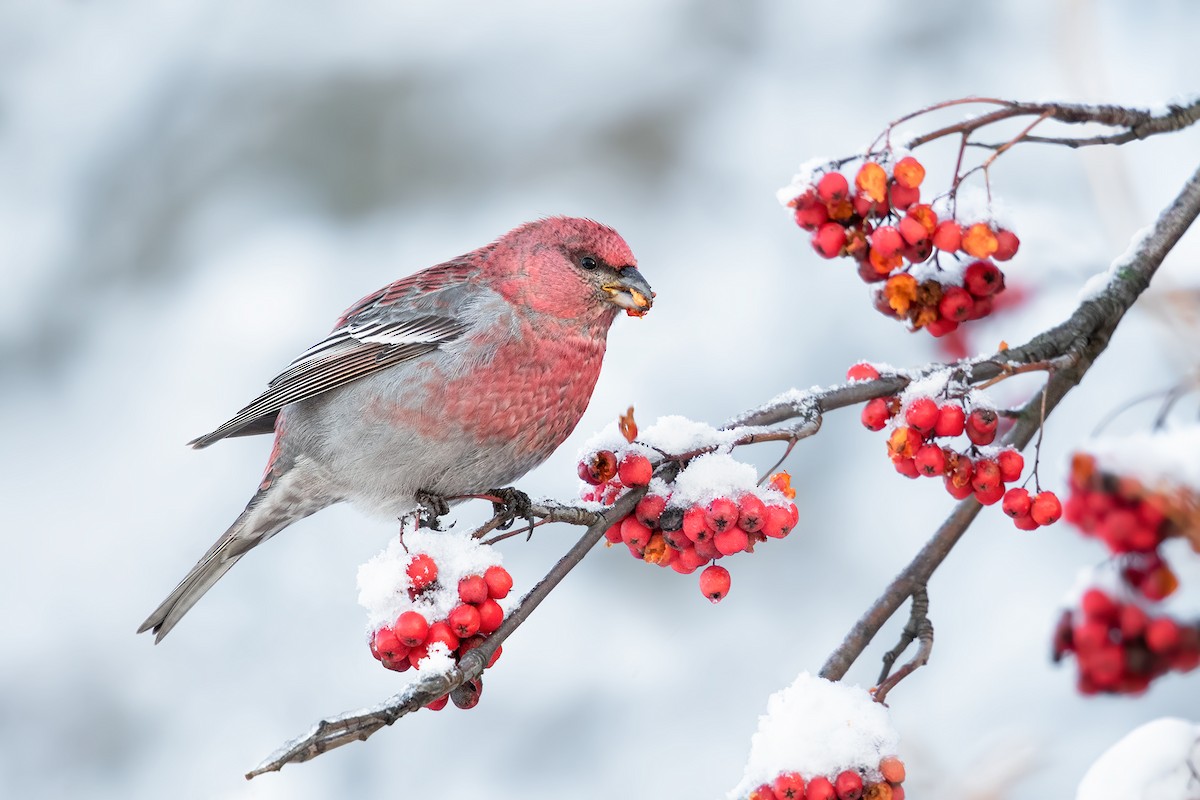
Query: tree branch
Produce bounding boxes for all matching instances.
[247,113,1200,780]
[247,487,646,779]
[819,157,1200,682]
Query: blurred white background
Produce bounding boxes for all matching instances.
[3,1,1199,798]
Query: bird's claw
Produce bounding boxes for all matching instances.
[488,487,532,530]
[416,491,451,531]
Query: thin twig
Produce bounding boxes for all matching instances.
[876,587,929,686]
[874,588,933,706]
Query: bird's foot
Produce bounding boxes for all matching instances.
[487,487,532,531]
[415,491,451,531]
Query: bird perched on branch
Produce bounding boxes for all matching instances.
[139,217,652,642]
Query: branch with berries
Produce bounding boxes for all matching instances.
[250,99,1200,790]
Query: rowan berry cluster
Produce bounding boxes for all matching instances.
[853,364,1060,527]
[787,156,1017,337]
[745,757,907,800]
[363,545,512,711]
[1065,452,1190,555]
[579,448,799,603]
[1052,586,1200,696]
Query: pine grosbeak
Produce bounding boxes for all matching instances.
[139,217,652,641]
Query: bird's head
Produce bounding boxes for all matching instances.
[488,217,653,322]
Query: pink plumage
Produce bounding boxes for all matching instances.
[139,217,652,642]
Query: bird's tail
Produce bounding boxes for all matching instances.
[138,472,333,643]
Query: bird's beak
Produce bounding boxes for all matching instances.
[602,267,654,317]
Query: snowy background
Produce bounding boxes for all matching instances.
[3,1,1200,798]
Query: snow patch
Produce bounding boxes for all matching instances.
[1076,718,1200,800]
[729,672,900,798]
[357,529,506,633]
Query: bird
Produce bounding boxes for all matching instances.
[138,216,652,642]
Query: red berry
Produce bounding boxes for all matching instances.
[760,504,792,539]
[677,546,708,571]
[938,286,975,322]
[426,694,449,712]
[889,182,920,211]
[893,457,920,479]
[904,397,940,433]
[997,449,1024,482]
[794,199,830,231]
[898,214,929,246]
[407,642,430,668]
[893,156,926,189]
[923,317,958,337]
[1002,487,1031,518]
[993,229,1020,261]
[448,604,482,638]
[394,610,430,647]
[371,627,407,661]
[458,574,489,605]
[694,536,722,562]
[817,172,850,203]
[965,408,998,446]
[934,404,965,437]
[620,515,653,549]
[861,397,893,431]
[635,494,667,529]
[737,494,767,533]
[1081,588,1120,622]
[381,656,411,673]
[714,526,750,556]
[834,770,864,800]
[1119,604,1150,639]
[1030,491,1062,526]
[807,776,837,800]
[406,553,439,592]
[932,220,963,251]
[974,484,1005,505]
[604,523,622,543]
[699,565,731,603]
[914,443,946,476]
[813,222,848,259]
[682,506,712,543]
[578,450,618,485]
[426,621,461,654]
[617,454,653,487]
[477,598,504,634]
[749,785,778,800]
[870,225,904,259]
[484,565,514,600]
[774,772,806,799]
[1012,512,1039,530]
[879,756,906,783]
[963,260,1004,297]
[846,362,881,381]
[705,497,739,533]
[944,475,974,500]
[971,459,1001,493]
[1146,618,1182,654]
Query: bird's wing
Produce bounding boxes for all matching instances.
[189,261,482,449]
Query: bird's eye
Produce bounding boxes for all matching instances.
[580,256,598,270]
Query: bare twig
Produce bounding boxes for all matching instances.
[876,586,929,686]
[873,587,933,705]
